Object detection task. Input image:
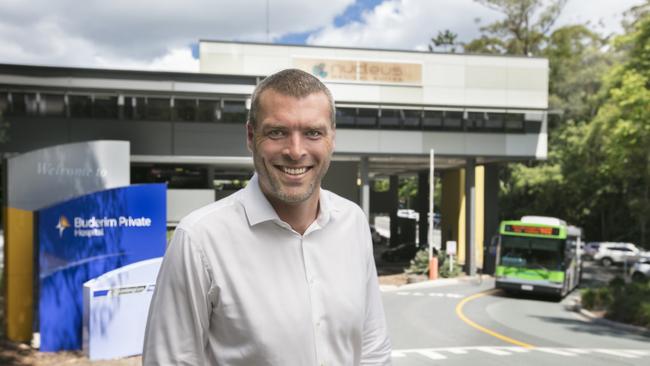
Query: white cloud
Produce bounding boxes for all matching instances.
[307,0,645,51]
[555,0,646,37]
[0,0,353,71]
[307,0,500,50]
[0,0,645,71]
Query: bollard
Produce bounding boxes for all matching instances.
[429,256,438,280]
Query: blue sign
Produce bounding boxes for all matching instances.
[37,184,166,352]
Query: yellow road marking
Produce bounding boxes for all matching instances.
[455,289,535,349]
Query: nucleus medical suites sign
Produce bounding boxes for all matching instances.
[38,184,166,352]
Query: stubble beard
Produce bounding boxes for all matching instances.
[253,150,331,205]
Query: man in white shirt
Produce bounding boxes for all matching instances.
[143,68,392,365]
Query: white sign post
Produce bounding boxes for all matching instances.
[446,240,457,273]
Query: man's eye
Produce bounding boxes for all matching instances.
[306,130,322,138]
[268,130,285,138]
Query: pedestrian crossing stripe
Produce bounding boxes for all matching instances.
[391,347,650,360]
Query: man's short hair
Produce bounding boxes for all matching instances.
[248,68,336,128]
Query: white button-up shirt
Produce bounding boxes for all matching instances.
[143,175,392,365]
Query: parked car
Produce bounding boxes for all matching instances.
[630,257,650,282]
[584,242,601,260]
[593,242,643,267]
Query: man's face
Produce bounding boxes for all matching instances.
[247,89,335,205]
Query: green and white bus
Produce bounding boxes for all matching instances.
[495,216,582,297]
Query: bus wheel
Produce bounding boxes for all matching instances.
[601,257,613,267]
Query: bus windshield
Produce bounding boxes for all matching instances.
[500,235,564,271]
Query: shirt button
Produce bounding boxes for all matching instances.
[316,321,321,327]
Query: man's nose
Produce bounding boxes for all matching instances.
[283,133,306,160]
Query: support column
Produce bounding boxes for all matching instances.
[360,156,370,219]
[483,163,500,275]
[417,171,429,246]
[389,175,399,246]
[465,158,476,275]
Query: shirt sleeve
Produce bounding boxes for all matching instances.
[360,224,393,365]
[142,227,215,365]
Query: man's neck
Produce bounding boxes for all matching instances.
[266,189,320,235]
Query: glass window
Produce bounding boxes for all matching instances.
[403,110,421,129]
[69,95,92,118]
[124,96,146,120]
[145,97,171,121]
[422,110,443,129]
[356,108,377,127]
[379,109,402,128]
[93,95,118,119]
[197,99,220,122]
[0,92,9,115]
[174,98,197,121]
[500,236,564,270]
[505,113,524,131]
[443,111,463,129]
[485,113,505,130]
[221,100,247,123]
[466,112,486,130]
[336,107,355,127]
[40,94,66,117]
[9,92,26,115]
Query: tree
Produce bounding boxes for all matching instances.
[585,10,650,247]
[544,25,611,123]
[465,0,567,56]
[429,29,459,53]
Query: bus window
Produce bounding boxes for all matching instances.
[500,236,564,271]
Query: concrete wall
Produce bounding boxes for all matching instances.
[200,41,548,110]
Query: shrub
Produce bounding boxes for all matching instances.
[606,281,650,327]
[405,249,430,275]
[405,249,464,278]
[437,250,463,278]
[581,287,612,310]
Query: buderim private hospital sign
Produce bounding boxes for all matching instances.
[37,184,166,352]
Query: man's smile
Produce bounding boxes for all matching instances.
[276,165,312,176]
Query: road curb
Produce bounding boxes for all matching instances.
[380,275,486,292]
[570,299,650,335]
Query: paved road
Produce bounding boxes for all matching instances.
[382,278,650,365]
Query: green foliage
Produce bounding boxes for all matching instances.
[496,3,650,247]
[405,249,430,275]
[429,29,459,53]
[398,176,418,207]
[373,177,389,192]
[405,249,463,278]
[436,250,464,278]
[606,281,650,328]
[581,287,613,310]
[465,0,567,55]
[582,277,650,328]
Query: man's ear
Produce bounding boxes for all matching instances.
[246,122,254,152]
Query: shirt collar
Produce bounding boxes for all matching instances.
[240,174,337,228]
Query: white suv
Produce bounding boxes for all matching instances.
[630,258,650,282]
[593,242,642,267]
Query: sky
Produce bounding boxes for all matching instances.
[0,0,645,72]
